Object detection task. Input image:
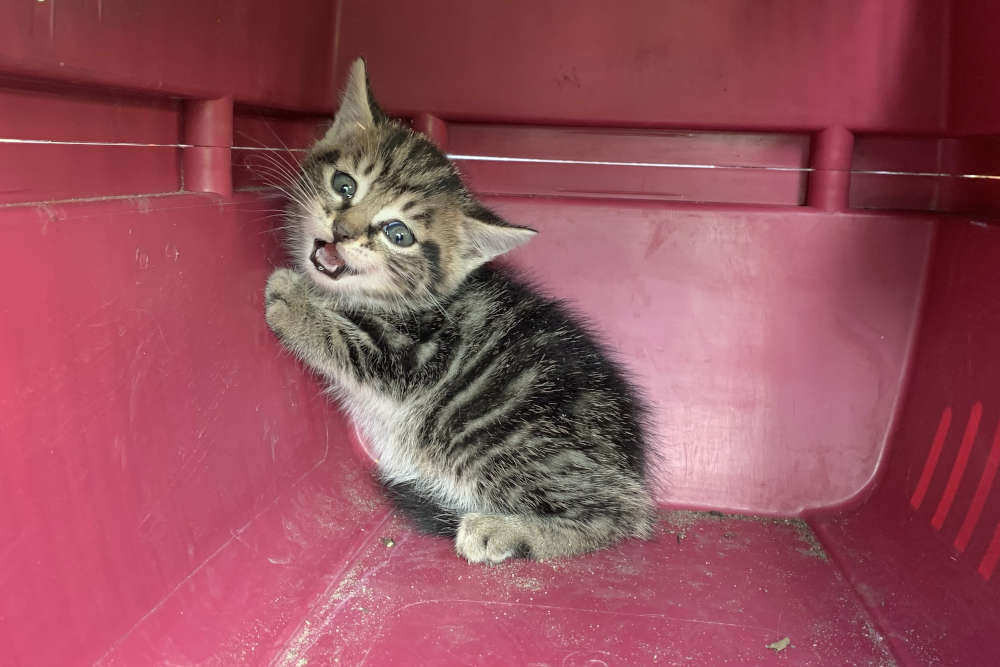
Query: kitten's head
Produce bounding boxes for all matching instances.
[289,58,535,312]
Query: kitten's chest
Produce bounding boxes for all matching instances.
[336,380,422,480]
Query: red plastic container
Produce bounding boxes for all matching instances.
[2,2,998,664]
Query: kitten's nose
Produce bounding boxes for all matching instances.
[331,214,365,242]
[331,220,353,243]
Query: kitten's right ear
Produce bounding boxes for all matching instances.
[324,58,387,139]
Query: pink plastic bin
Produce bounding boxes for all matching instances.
[1,2,998,664]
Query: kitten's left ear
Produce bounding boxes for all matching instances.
[325,58,387,139]
[462,204,537,269]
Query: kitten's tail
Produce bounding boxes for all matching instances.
[382,479,461,536]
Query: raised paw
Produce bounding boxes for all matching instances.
[455,513,533,565]
[265,268,305,336]
[265,267,302,305]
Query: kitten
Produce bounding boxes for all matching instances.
[265,59,655,563]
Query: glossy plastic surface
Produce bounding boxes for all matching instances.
[2,1,1000,665]
[0,195,331,665]
[0,0,339,111]
[812,220,1000,664]
[494,198,930,513]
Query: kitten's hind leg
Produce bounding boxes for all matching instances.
[455,509,653,564]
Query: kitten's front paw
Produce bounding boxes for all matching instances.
[456,513,533,565]
[266,267,302,303]
[265,268,305,337]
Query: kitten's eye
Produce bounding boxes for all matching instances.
[382,220,415,247]
[331,171,357,199]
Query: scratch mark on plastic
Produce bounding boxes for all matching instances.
[355,599,779,667]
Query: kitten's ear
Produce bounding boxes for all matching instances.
[325,58,387,139]
[462,205,537,269]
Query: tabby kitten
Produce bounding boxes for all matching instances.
[265,59,655,563]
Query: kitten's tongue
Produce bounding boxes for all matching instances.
[317,243,344,270]
[310,241,349,279]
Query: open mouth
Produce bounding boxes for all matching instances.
[309,240,357,280]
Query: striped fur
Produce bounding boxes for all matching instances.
[265,59,655,563]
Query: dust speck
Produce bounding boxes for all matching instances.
[512,576,543,592]
[766,637,791,652]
